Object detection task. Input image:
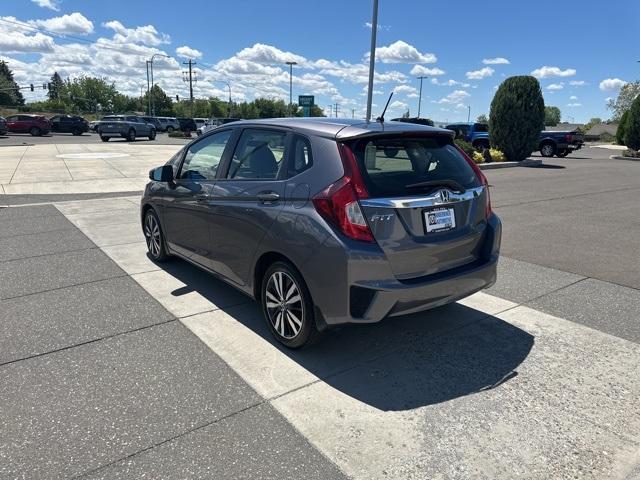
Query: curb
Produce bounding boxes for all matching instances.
[479,159,542,170]
[610,155,640,162]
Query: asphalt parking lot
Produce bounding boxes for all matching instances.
[0,131,191,146]
[1,143,639,479]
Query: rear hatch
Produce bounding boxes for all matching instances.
[348,135,489,280]
[100,117,124,133]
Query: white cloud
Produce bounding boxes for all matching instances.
[531,66,576,78]
[393,85,417,94]
[436,90,470,104]
[31,0,59,11]
[374,40,436,64]
[547,83,564,91]
[364,22,390,30]
[316,58,406,84]
[482,57,510,65]
[466,67,494,80]
[102,20,170,46]
[0,17,55,53]
[569,95,578,100]
[410,65,445,76]
[431,78,470,87]
[569,80,586,86]
[389,100,408,110]
[236,43,308,67]
[176,45,202,59]
[599,78,626,91]
[567,103,582,107]
[31,12,94,35]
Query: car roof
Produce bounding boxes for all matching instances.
[223,117,453,140]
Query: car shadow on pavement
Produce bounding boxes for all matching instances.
[157,257,535,411]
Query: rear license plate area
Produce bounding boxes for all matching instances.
[424,207,456,233]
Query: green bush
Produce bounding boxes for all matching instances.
[623,149,640,158]
[624,95,640,151]
[454,139,475,157]
[616,110,629,145]
[489,76,545,162]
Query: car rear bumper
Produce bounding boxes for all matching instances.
[304,213,502,326]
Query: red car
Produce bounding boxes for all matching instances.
[5,114,51,136]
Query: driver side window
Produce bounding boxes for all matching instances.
[179,130,232,180]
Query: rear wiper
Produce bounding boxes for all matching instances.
[405,179,466,193]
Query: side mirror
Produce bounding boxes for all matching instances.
[149,165,174,182]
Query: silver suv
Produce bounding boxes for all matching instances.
[141,118,501,348]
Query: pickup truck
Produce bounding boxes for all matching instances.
[539,130,584,157]
[97,115,156,142]
[445,122,490,150]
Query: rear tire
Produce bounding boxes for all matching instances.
[72,128,81,136]
[261,261,319,349]
[100,136,109,142]
[126,128,136,142]
[148,129,156,140]
[166,126,174,133]
[29,126,41,136]
[540,142,556,157]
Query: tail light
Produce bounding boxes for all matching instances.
[565,133,572,142]
[454,144,492,217]
[312,143,375,243]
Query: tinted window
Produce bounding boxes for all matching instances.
[227,129,286,180]
[126,116,138,122]
[179,130,232,180]
[351,136,480,198]
[288,135,313,177]
[474,123,488,132]
[6,116,17,121]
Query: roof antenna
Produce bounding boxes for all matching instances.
[376,91,393,123]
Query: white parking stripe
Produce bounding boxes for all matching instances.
[56,198,640,479]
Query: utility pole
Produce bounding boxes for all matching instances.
[416,76,427,118]
[146,61,151,115]
[285,61,297,116]
[352,108,355,118]
[365,0,379,122]
[334,103,340,117]
[183,59,196,117]
[467,105,471,122]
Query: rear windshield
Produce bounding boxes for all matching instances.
[351,136,480,198]
[474,123,488,132]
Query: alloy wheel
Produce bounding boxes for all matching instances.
[265,271,304,339]
[144,213,161,258]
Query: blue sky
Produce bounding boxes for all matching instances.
[1,0,638,122]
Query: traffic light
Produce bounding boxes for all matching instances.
[42,83,47,90]
[176,95,179,101]
[30,84,34,91]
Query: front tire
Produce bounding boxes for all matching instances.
[148,129,156,140]
[143,209,169,262]
[126,128,136,142]
[29,126,41,136]
[166,126,174,133]
[261,261,318,349]
[100,136,109,142]
[540,142,556,157]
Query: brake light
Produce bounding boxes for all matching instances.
[312,144,374,243]
[565,133,572,142]
[454,144,492,217]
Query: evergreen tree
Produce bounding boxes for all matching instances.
[489,76,545,161]
[48,72,64,101]
[616,110,629,145]
[623,94,640,151]
[0,60,25,106]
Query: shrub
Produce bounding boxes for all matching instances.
[489,148,506,162]
[454,139,475,157]
[616,110,629,145]
[624,94,640,151]
[623,149,640,158]
[472,151,485,163]
[489,76,545,162]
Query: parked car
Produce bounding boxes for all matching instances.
[96,115,156,142]
[141,118,500,348]
[5,114,50,136]
[539,130,584,157]
[0,117,7,136]
[177,117,197,132]
[141,116,163,131]
[156,117,180,133]
[49,115,89,135]
[445,122,490,150]
[194,118,209,131]
[196,117,241,136]
[89,120,100,132]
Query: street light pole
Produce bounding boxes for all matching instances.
[416,75,427,118]
[145,61,151,115]
[467,105,471,122]
[285,61,297,116]
[365,0,379,122]
[148,53,170,115]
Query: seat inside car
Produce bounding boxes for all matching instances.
[246,143,278,178]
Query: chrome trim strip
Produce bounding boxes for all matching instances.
[359,186,485,209]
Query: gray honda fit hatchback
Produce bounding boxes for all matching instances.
[141,118,501,348]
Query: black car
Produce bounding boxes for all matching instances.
[177,117,197,132]
[0,116,7,136]
[142,116,163,130]
[49,115,89,135]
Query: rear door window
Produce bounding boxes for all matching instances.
[227,129,287,180]
[351,136,480,198]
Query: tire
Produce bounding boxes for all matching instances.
[540,142,556,157]
[126,128,136,142]
[148,129,156,140]
[261,261,319,349]
[100,136,110,142]
[143,209,169,262]
[72,128,81,136]
[29,126,41,136]
[166,126,174,133]
[556,149,570,157]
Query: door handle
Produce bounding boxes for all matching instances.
[257,192,280,203]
